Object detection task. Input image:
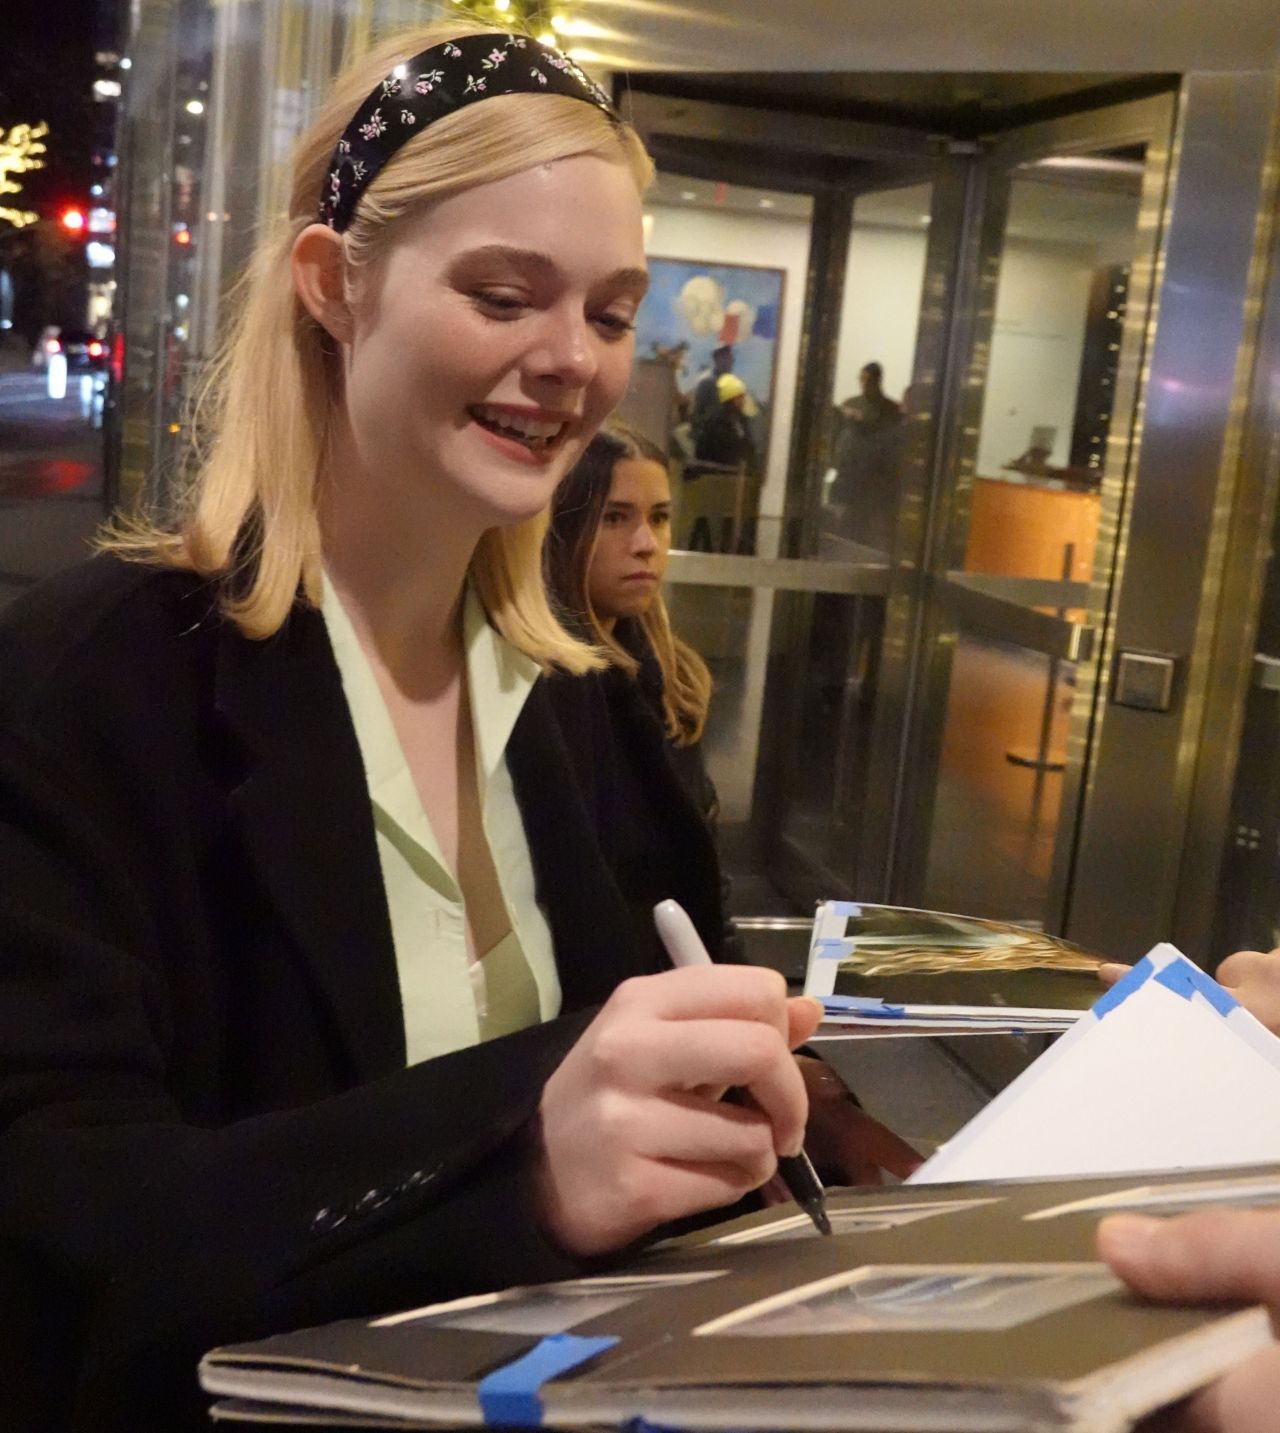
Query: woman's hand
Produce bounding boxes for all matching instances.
[792,1055,923,1186]
[1099,1209,1280,1432]
[1207,949,1280,1034]
[533,966,822,1258]
[1099,949,1280,1036]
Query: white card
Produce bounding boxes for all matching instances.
[911,943,1280,1185]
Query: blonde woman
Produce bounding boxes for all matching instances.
[0,23,821,1428]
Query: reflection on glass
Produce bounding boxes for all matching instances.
[710,1198,999,1246]
[621,172,813,559]
[820,182,932,560]
[923,148,1146,927]
[376,1272,724,1336]
[697,1265,1120,1336]
[762,184,931,903]
[926,635,1079,923]
[817,901,1105,1012]
[974,152,1143,489]
[1027,1173,1280,1223]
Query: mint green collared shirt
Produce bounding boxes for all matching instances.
[322,576,561,1065]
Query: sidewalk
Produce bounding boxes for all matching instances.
[0,340,108,611]
[0,493,103,610]
[0,335,37,375]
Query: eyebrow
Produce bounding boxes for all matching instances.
[605,499,672,512]
[455,245,649,297]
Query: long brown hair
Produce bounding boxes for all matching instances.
[100,18,652,670]
[545,425,712,745]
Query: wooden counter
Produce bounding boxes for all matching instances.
[964,474,1100,581]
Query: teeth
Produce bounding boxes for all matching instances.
[473,405,568,446]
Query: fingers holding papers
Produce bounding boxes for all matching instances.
[1101,1210,1280,1433]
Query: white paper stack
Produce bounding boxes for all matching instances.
[912,942,1280,1184]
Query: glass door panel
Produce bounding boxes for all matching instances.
[632,168,825,906]
[914,140,1157,927]
[771,179,939,900]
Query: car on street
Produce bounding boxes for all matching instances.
[42,329,110,427]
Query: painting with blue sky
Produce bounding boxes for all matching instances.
[635,256,785,445]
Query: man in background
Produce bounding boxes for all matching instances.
[690,344,736,446]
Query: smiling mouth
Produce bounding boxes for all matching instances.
[469,404,572,452]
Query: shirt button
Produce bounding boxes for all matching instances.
[354,1186,395,1217]
[403,1164,441,1191]
[310,1207,346,1236]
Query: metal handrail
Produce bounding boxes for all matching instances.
[666,550,891,595]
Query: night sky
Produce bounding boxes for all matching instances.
[1,0,114,214]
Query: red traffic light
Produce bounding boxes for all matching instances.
[60,207,87,233]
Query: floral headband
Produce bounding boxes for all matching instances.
[319,31,619,233]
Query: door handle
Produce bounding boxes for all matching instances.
[1253,653,1280,691]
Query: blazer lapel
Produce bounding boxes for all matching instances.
[508,682,649,1010]
[214,604,406,1081]
[604,668,726,956]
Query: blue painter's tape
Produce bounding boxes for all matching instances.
[478,1334,619,1426]
[1093,954,1156,1019]
[822,996,906,1018]
[814,937,857,960]
[828,902,862,918]
[1154,960,1239,1016]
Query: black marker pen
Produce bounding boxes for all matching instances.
[653,898,832,1237]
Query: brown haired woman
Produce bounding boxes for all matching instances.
[545,426,923,1189]
[0,23,821,1429]
[544,424,730,959]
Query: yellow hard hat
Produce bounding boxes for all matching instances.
[716,372,759,416]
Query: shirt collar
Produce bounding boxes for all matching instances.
[321,573,539,812]
[464,585,540,790]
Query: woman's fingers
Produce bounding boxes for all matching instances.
[588,1019,807,1149]
[626,1092,778,1170]
[1101,1210,1280,1433]
[610,965,793,1036]
[535,966,818,1256]
[1099,1209,1280,1306]
[1213,949,1270,986]
[787,995,824,1049]
[1098,962,1131,988]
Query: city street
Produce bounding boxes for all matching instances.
[0,347,106,610]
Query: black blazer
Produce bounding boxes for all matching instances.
[0,557,722,1431]
[544,651,728,972]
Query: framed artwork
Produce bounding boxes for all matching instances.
[632,256,786,461]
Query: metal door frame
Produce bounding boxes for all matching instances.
[1067,73,1280,959]
[628,89,954,904]
[881,92,1179,929]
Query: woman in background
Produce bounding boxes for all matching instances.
[547,426,717,809]
[545,426,924,1186]
[545,425,728,956]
